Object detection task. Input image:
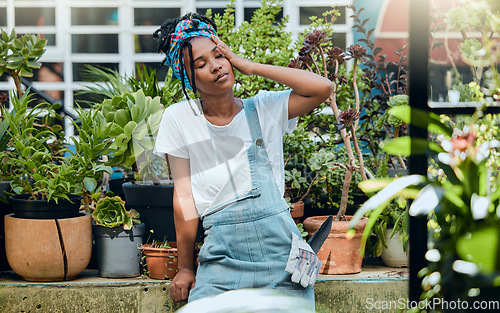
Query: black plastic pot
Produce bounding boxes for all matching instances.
[122,182,205,243]
[9,194,83,219]
[93,223,146,278]
[122,182,177,243]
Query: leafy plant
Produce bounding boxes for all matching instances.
[0,91,74,202]
[350,104,500,306]
[78,65,184,108]
[68,107,114,210]
[80,66,183,184]
[92,196,141,229]
[0,29,46,97]
[96,90,168,182]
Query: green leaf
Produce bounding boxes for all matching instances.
[456,226,500,274]
[351,175,426,228]
[114,109,131,128]
[123,121,137,137]
[381,137,430,156]
[83,177,97,192]
[389,105,453,136]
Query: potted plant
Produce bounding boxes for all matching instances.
[80,65,186,244]
[95,89,181,243]
[286,7,371,274]
[0,30,114,280]
[92,195,145,278]
[350,102,500,305]
[1,30,48,267]
[0,92,112,281]
[0,91,94,281]
[140,240,178,280]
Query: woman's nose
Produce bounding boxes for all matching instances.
[211,60,222,73]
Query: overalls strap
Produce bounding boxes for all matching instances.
[243,98,264,145]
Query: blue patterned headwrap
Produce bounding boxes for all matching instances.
[164,18,217,90]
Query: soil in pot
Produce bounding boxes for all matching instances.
[141,242,178,280]
[303,215,368,274]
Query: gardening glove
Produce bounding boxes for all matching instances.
[285,232,322,288]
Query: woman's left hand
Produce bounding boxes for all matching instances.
[211,35,254,76]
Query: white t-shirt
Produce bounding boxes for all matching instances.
[154,90,296,216]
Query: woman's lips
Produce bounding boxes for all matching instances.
[215,73,228,82]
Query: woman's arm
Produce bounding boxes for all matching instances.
[167,154,199,302]
[212,35,333,119]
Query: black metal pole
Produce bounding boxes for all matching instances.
[408,0,429,302]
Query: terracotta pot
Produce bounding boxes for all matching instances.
[290,202,304,223]
[303,215,368,274]
[4,213,92,281]
[141,242,178,280]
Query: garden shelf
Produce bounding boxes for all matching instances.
[0,266,408,313]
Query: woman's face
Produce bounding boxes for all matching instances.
[183,36,235,96]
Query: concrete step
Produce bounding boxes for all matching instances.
[0,265,408,313]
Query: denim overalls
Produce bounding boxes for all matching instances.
[188,98,315,306]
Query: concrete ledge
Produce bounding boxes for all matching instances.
[0,266,408,313]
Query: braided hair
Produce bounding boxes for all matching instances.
[153,13,218,100]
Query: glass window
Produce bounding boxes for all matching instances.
[332,32,346,51]
[15,7,56,26]
[28,91,64,107]
[72,63,119,82]
[33,62,64,83]
[135,62,169,82]
[71,8,118,25]
[0,7,6,27]
[135,34,156,53]
[43,34,56,46]
[19,34,56,46]
[72,34,119,53]
[299,6,345,25]
[134,8,180,26]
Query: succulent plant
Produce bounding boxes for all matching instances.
[92,196,141,230]
[97,89,163,169]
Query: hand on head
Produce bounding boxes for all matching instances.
[211,35,254,76]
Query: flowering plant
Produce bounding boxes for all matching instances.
[350,104,500,306]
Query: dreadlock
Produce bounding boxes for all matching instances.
[153,13,218,100]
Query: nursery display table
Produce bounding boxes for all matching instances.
[0,266,408,313]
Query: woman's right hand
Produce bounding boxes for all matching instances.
[169,268,196,302]
[211,35,255,76]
